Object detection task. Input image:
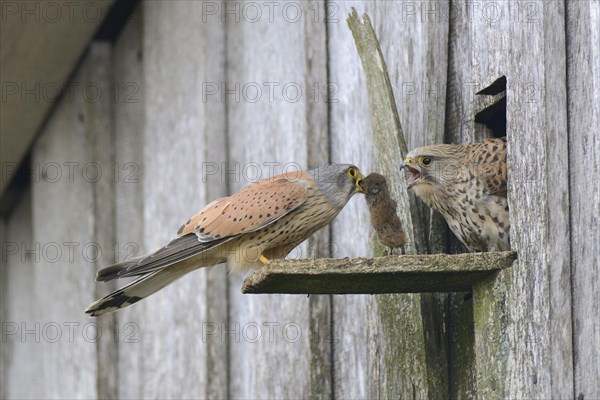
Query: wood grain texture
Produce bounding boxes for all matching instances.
[331,2,450,398]
[242,252,516,294]
[28,48,105,397]
[0,190,41,399]
[566,1,600,398]
[0,35,117,400]
[112,6,147,399]
[303,2,334,398]
[85,42,118,400]
[367,4,451,397]
[506,1,573,397]
[199,6,230,400]
[447,293,476,399]
[473,271,510,400]
[328,3,382,398]
[226,2,328,397]
[444,2,512,396]
[443,3,476,392]
[115,2,228,398]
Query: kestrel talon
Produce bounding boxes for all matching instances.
[86,163,364,316]
[402,137,509,252]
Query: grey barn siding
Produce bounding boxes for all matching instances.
[113,6,147,399]
[506,2,573,397]
[566,2,600,399]
[1,1,599,399]
[114,2,229,399]
[226,1,321,397]
[330,2,451,398]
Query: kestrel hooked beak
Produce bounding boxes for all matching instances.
[400,156,427,189]
[401,138,509,252]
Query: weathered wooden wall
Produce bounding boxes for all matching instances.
[226,1,325,397]
[566,2,600,398]
[114,3,229,399]
[506,2,574,397]
[1,1,598,399]
[112,8,146,399]
[330,2,451,398]
[1,43,113,398]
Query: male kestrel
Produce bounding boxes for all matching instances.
[86,164,364,316]
[361,173,406,255]
[402,137,509,252]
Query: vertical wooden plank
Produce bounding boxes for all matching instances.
[506,1,573,398]
[0,190,41,399]
[201,7,230,399]
[113,6,146,399]
[445,1,576,397]
[328,1,375,398]
[444,1,512,397]
[85,42,118,400]
[28,46,113,397]
[304,2,334,398]
[445,0,474,144]
[447,1,574,397]
[226,1,329,397]
[445,2,521,397]
[447,293,476,399]
[115,2,228,398]
[446,0,508,144]
[472,270,510,400]
[373,3,450,397]
[330,2,449,397]
[443,3,475,396]
[566,1,600,398]
[1,42,114,400]
[201,39,230,400]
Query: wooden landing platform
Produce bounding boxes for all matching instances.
[242,252,517,294]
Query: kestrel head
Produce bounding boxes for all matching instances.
[310,163,364,208]
[401,145,466,196]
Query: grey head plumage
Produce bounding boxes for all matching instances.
[309,163,364,208]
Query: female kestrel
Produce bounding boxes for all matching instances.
[402,137,509,252]
[86,164,364,316]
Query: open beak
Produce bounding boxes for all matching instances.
[401,158,422,189]
[355,172,365,193]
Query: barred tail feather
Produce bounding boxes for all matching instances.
[95,258,142,282]
[85,268,188,317]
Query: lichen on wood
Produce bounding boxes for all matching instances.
[242,252,516,294]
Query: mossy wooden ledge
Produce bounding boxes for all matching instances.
[242,252,516,294]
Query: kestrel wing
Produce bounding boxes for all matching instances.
[100,234,233,280]
[176,198,229,236]
[176,171,311,242]
[469,137,507,197]
[191,172,311,241]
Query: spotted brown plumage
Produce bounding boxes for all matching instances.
[86,164,364,316]
[402,137,509,252]
[360,173,406,255]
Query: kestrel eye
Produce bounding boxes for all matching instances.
[420,157,432,167]
[347,167,357,178]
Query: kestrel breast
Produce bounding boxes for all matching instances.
[226,187,339,273]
